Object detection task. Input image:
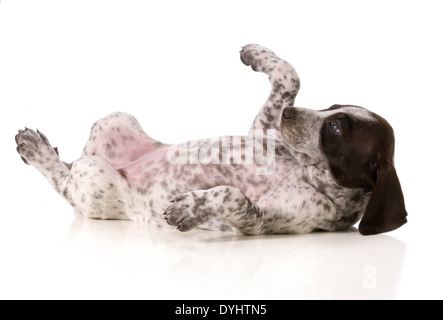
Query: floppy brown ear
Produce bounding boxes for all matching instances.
[359,163,407,235]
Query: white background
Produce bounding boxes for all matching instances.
[0,0,442,299]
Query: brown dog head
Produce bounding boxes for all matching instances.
[281,104,407,235]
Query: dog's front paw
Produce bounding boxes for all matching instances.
[240,44,279,73]
[164,192,213,232]
[15,128,59,166]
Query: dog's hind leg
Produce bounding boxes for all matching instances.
[16,128,129,219]
[16,128,76,208]
[82,112,164,169]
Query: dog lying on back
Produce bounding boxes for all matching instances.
[15,44,407,235]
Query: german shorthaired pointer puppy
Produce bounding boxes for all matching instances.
[15,44,407,235]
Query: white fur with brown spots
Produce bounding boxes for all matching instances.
[15,44,407,235]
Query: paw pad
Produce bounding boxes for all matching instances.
[15,128,59,166]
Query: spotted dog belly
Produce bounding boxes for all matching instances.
[116,139,274,213]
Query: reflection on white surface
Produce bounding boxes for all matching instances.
[61,215,406,299]
[0,162,411,299]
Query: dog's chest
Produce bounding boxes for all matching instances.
[117,141,368,221]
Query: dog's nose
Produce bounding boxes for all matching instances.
[282,107,297,121]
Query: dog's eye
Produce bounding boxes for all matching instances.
[329,121,341,134]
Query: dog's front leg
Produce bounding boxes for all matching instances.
[164,185,348,235]
[241,44,300,135]
[164,186,266,235]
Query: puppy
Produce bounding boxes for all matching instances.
[16,44,407,235]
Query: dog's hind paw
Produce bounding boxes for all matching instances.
[15,128,59,167]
